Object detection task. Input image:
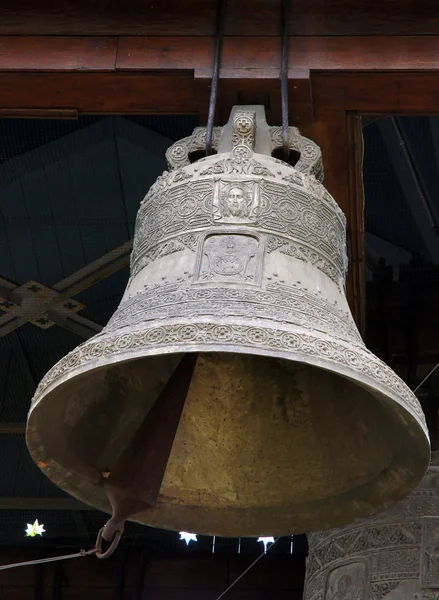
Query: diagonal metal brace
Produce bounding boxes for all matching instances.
[0,239,132,338]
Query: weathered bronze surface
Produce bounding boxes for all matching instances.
[26,106,430,537]
[305,451,439,600]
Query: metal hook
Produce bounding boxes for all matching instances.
[95,527,122,560]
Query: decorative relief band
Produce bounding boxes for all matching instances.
[130,233,199,276]
[107,282,360,346]
[130,229,344,288]
[32,320,426,430]
[266,236,343,287]
[130,171,347,284]
[371,580,407,600]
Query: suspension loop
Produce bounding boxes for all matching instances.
[95,527,122,560]
[205,0,227,156]
[281,0,290,161]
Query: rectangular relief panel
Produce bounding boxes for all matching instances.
[194,233,263,285]
[325,558,369,600]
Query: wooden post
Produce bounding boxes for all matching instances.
[308,111,366,333]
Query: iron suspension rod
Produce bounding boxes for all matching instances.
[281,0,290,161]
[205,0,227,156]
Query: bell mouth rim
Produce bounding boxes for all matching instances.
[29,324,428,438]
[26,395,430,537]
[120,445,432,537]
[26,410,431,537]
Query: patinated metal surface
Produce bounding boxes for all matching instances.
[305,451,439,600]
[26,106,429,537]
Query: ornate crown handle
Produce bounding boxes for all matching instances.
[165,127,222,170]
[166,113,323,183]
[268,126,323,181]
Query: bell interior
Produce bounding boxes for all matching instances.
[27,351,428,536]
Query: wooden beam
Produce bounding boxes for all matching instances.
[312,72,439,115]
[0,72,195,114]
[0,37,117,70]
[2,42,439,120]
[3,36,439,73]
[3,43,439,117]
[116,36,439,73]
[346,113,366,333]
[0,70,312,126]
[0,0,438,36]
[308,112,365,332]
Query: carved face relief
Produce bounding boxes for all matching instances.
[223,186,249,218]
[213,180,260,224]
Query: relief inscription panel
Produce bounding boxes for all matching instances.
[195,233,262,285]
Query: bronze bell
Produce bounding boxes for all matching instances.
[26,106,429,538]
